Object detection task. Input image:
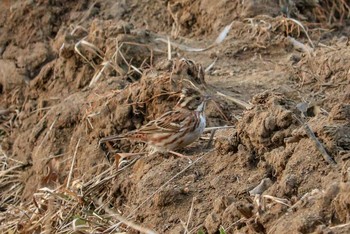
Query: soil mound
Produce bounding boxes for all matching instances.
[1,0,349,233]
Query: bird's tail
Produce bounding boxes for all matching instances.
[99,128,147,146]
[99,133,126,145]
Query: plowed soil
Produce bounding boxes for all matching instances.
[1,0,349,233]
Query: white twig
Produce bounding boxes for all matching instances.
[156,21,233,52]
[286,18,315,48]
[184,197,195,234]
[66,138,81,189]
[167,36,171,60]
[204,126,236,131]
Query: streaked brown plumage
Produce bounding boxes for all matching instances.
[100,88,209,154]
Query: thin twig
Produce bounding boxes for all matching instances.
[0,164,23,177]
[94,199,157,234]
[286,18,315,48]
[184,197,196,234]
[167,36,171,60]
[262,195,291,207]
[155,21,233,52]
[330,222,350,230]
[66,138,81,189]
[204,126,236,131]
[34,116,58,158]
[205,58,217,73]
[210,99,230,122]
[294,115,336,165]
[216,90,252,109]
[206,130,216,149]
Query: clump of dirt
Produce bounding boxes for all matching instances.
[1,0,350,233]
[269,182,350,233]
[237,92,298,155]
[290,39,350,108]
[203,90,350,233]
[166,0,281,37]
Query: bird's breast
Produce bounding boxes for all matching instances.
[176,112,206,148]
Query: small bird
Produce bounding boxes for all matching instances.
[100,88,209,157]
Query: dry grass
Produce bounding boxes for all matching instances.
[74,34,154,88]
[310,0,350,25]
[0,147,25,231]
[1,157,156,233]
[3,2,348,233]
[1,150,214,233]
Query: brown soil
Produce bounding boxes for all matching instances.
[1,0,350,233]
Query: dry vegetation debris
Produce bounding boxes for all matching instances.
[0,0,350,233]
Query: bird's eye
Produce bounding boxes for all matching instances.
[195,97,201,101]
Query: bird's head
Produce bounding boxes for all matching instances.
[176,88,210,112]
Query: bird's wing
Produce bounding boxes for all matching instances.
[138,110,190,133]
[100,110,193,143]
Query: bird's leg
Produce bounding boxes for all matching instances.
[168,150,192,163]
[115,152,146,168]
